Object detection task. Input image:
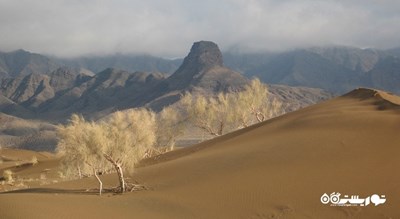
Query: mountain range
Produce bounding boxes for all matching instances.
[0,41,331,122]
[1,44,399,95]
[242,46,400,94]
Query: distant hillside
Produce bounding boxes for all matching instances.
[386,47,400,57]
[226,47,400,94]
[56,54,182,75]
[0,67,94,114]
[0,50,61,78]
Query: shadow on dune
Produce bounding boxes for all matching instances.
[0,188,109,195]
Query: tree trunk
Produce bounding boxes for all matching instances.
[78,166,82,179]
[103,153,126,193]
[256,112,265,122]
[217,120,224,136]
[93,169,103,196]
[116,164,125,193]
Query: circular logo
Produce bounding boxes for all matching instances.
[321,193,330,204]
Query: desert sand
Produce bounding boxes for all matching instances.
[0,88,399,219]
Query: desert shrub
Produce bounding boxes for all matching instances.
[154,106,184,151]
[180,92,235,137]
[232,78,283,127]
[57,107,182,194]
[40,172,47,180]
[57,114,108,194]
[30,156,38,165]
[3,169,13,182]
[180,78,283,136]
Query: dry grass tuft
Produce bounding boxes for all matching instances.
[2,169,13,183]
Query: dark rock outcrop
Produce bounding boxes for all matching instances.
[164,41,247,92]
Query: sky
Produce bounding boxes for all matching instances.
[0,0,399,58]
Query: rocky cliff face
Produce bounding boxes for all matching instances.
[175,41,223,75]
[164,41,247,92]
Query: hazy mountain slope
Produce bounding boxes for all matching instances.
[308,46,381,72]
[386,47,400,57]
[245,50,359,93]
[0,50,60,78]
[57,54,182,75]
[366,56,400,94]
[238,47,399,94]
[37,69,166,120]
[222,52,274,74]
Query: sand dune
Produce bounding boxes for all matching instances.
[0,88,399,218]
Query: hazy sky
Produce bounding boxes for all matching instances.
[0,0,399,57]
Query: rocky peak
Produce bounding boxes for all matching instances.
[183,41,223,69]
[166,41,224,89]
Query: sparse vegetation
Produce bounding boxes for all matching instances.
[3,169,13,183]
[30,156,38,165]
[180,92,233,136]
[55,79,281,195]
[56,108,182,195]
[233,78,282,127]
[155,107,184,151]
[40,172,47,180]
[180,78,283,136]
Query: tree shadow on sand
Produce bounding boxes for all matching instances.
[0,187,121,195]
[0,183,148,195]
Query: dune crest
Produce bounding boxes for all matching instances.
[344,87,400,107]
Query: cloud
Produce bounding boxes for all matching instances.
[0,0,399,57]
